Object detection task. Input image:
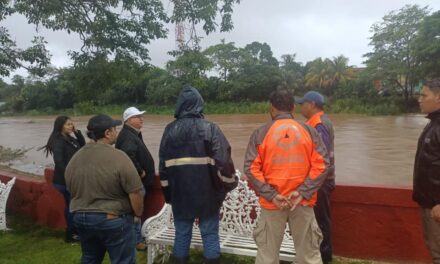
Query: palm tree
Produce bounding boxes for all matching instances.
[329,55,356,89]
[305,58,332,90]
[305,56,355,96]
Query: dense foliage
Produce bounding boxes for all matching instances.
[0,4,439,115]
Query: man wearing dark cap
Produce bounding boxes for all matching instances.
[65,114,144,264]
[297,91,335,264]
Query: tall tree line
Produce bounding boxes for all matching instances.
[1,3,440,112]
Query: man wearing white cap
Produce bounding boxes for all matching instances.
[116,106,155,251]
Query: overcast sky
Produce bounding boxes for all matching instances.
[3,0,440,80]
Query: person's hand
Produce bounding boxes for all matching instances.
[272,194,292,210]
[287,191,303,211]
[134,216,141,223]
[431,204,440,222]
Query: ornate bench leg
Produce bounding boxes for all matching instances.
[147,245,154,264]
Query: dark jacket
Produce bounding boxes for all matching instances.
[115,124,155,189]
[159,86,237,219]
[413,109,440,208]
[53,131,85,186]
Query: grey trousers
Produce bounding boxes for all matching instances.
[421,208,440,264]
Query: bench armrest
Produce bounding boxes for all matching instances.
[142,203,173,242]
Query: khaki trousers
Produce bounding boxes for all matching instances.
[253,206,323,264]
[421,208,440,263]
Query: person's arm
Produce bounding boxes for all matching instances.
[429,130,440,222]
[73,130,86,147]
[119,139,144,177]
[53,138,66,173]
[159,125,171,203]
[129,189,144,217]
[118,151,144,217]
[315,123,331,152]
[142,146,155,185]
[244,127,278,202]
[210,123,237,191]
[296,125,329,200]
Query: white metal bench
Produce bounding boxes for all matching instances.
[142,178,296,263]
[0,177,16,231]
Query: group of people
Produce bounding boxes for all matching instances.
[40,78,440,264]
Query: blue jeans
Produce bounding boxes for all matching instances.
[173,213,220,259]
[134,221,143,244]
[53,184,75,233]
[73,212,136,264]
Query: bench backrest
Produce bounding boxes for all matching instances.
[162,178,292,241]
[0,177,16,230]
[219,179,260,236]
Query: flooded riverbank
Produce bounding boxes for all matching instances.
[0,113,428,186]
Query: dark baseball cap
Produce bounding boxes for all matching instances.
[296,91,325,107]
[87,114,122,132]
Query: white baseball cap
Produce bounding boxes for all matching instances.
[123,106,146,122]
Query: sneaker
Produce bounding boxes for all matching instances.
[65,233,80,243]
[136,242,147,251]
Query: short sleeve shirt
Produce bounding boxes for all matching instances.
[65,143,143,215]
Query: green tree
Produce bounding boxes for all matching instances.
[204,39,240,83]
[0,29,50,77]
[364,4,429,103]
[305,56,355,97]
[305,58,331,91]
[280,54,305,94]
[15,0,239,63]
[167,46,213,88]
[413,10,440,78]
[0,0,240,74]
[145,67,181,105]
[228,42,281,101]
[244,41,279,67]
[329,55,355,89]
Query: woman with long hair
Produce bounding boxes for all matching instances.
[41,116,85,242]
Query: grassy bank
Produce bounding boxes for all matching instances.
[0,214,380,264]
[0,96,419,117]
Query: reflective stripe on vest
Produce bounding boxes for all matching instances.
[164,157,215,168]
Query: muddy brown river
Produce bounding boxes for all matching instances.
[0,113,428,187]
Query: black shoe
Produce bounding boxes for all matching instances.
[65,231,80,243]
[322,256,332,264]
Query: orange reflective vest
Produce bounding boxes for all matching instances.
[244,113,329,209]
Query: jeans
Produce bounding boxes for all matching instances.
[134,221,143,244]
[53,184,75,234]
[73,212,136,264]
[173,213,220,260]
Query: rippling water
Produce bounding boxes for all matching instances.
[0,113,428,187]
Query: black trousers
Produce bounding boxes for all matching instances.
[314,179,335,263]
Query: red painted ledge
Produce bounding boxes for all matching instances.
[0,168,431,263]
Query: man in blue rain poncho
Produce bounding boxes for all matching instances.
[159,86,238,264]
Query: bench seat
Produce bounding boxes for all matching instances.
[142,179,296,263]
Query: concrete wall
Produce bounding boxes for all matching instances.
[0,168,164,229]
[332,184,430,262]
[0,168,431,262]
